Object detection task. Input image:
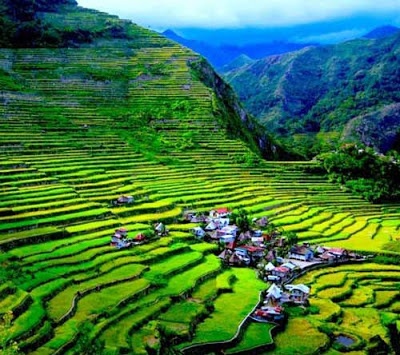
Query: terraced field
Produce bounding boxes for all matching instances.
[0,4,399,355]
[284,263,400,354]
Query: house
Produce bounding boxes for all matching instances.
[234,247,249,258]
[288,245,314,261]
[274,237,286,247]
[264,262,276,273]
[113,195,134,206]
[218,218,230,228]
[218,249,231,262]
[217,225,238,237]
[228,252,245,266]
[266,275,280,282]
[233,248,252,265]
[285,284,310,304]
[317,246,349,262]
[251,306,285,323]
[192,227,206,239]
[324,247,349,260]
[271,266,291,282]
[265,249,277,262]
[205,221,218,231]
[206,230,219,242]
[240,245,264,261]
[238,231,252,243]
[183,210,197,222]
[132,233,146,245]
[265,283,283,305]
[155,222,168,236]
[235,252,251,265]
[253,216,268,227]
[251,236,264,245]
[210,207,231,218]
[219,234,235,244]
[115,227,128,238]
[110,228,132,249]
[110,233,121,246]
[253,230,263,238]
[281,261,297,272]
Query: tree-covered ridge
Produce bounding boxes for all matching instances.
[225,32,400,158]
[316,144,400,203]
[0,0,132,47]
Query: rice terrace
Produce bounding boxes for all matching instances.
[0,1,400,355]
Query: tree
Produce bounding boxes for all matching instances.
[0,312,21,355]
[74,321,105,355]
[231,209,250,232]
[316,144,400,202]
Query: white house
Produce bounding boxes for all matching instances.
[285,284,310,304]
[192,227,206,239]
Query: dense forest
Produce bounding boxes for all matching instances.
[316,144,400,202]
[225,31,400,159]
[0,0,128,47]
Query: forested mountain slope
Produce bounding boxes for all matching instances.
[225,32,400,157]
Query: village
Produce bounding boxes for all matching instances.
[109,196,365,324]
[185,206,365,324]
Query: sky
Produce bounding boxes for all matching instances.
[77,0,400,44]
[77,0,400,29]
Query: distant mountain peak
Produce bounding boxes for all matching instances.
[220,54,254,73]
[162,29,179,37]
[363,25,400,39]
[162,29,186,42]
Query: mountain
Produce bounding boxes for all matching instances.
[225,32,400,157]
[0,2,283,160]
[162,29,313,69]
[363,25,400,39]
[162,29,242,68]
[220,54,255,73]
[174,17,400,46]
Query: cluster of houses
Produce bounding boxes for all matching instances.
[188,208,270,247]
[288,244,351,263]
[109,222,169,249]
[110,227,146,249]
[189,208,355,271]
[251,282,311,323]
[186,207,365,326]
[218,245,265,266]
[260,244,356,283]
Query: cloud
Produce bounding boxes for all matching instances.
[77,0,400,29]
[294,29,368,44]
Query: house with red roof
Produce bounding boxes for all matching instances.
[271,266,291,282]
[210,207,231,218]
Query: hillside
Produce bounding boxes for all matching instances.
[0,3,282,159]
[225,31,400,157]
[363,25,400,39]
[1,2,400,355]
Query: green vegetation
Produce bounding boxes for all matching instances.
[289,263,400,354]
[317,144,400,202]
[225,33,400,158]
[0,1,399,354]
